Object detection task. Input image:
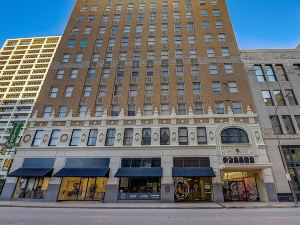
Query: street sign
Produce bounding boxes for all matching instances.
[5,122,24,148]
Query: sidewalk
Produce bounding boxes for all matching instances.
[0,201,298,209]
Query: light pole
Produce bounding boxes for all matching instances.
[272,93,298,205]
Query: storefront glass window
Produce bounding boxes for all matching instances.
[13,177,50,199]
[119,177,160,193]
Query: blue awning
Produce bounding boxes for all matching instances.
[115,167,163,177]
[172,167,216,177]
[54,168,109,178]
[7,168,53,177]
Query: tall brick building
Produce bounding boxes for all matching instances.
[1,0,277,203]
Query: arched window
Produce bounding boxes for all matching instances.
[221,128,249,144]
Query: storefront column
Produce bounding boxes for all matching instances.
[0,177,17,200]
[104,156,120,203]
[212,177,224,203]
[161,154,174,203]
[262,168,278,202]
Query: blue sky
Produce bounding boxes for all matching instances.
[0,0,300,49]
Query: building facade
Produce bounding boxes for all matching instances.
[241,45,300,201]
[1,0,277,203]
[0,37,60,191]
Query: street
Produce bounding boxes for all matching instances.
[0,207,299,225]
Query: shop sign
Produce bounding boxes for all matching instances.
[223,156,255,164]
[118,193,161,200]
[174,178,189,200]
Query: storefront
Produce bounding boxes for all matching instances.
[115,158,162,201]
[172,157,215,202]
[54,158,110,202]
[8,158,54,200]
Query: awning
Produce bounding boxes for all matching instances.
[115,167,163,177]
[54,168,109,178]
[172,167,216,177]
[219,163,274,171]
[7,168,53,177]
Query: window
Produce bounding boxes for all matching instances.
[178,104,186,115]
[282,115,296,134]
[177,84,185,96]
[94,105,103,117]
[176,66,183,76]
[188,36,195,44]
[197,128,207,144]
[213,9,221,16]
[147,67,154,76]
[92,53,99,63]
[128,105,136,116]
[275,65,288,81]
[193,82,201,96]
[132,67,139,77]
[144,105,152,116]
[265,65,277,81]
[262,90,274,106]
[160,104,170,115]
[218,33,226,42]
[175,36,182,44]
[294,64,300,76]
[175,50,183,59]
[62,54,70,63]
[161,84,169,96]
[215,101,224,114]
[111,105,119,117]
[83,27,92,34]
[273,90,286,106]
[70,129,81,146]
[83,86,92,97]
[75,53,83,62]
[102,68,110,79]
[72,28,79,35]
[56,70,64,79]
[207,48,215,58]
[147,51,155,60]
[87,69,95,79]
[114,85,122,96]
[124,128,133,146]
[65,86,74,97]
[105,129,116,146]
[105,52,113,61]
[87,129,98,146]
[142,128,151,145]
[212,82,221,94]
[178,128,188,145]
[209,64,218,75]
[221,48,230,57]
[254,65,265,82]
[58,106,67,118]
[270,115,283,135]
[191,64,199,75]
[50,87,58,98]
[79,106,87,117]
[160,128,170,145]
[145,85,153,97]
[80,39,88,48]
[215,20,223,29]
[285,89,298,105]
[43,106,52,118]
[232,101,242,114]
[202,21,210,29]
[49,130,60,146]
[195,102,203,115]
[228,82,238,93]
[204,34,213,42]
[294,115,300,131]
[129,84,137,96]
[201,10,208,17]
[99,86,106,97]
[224,64,233,74]
[70,69,78,79]
[68,39,75,48]
[117,68,125,77]
[32,130,44,146]
[133,51,140,60]
[221,128,249,144]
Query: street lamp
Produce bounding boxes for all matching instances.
[272,93,298,205]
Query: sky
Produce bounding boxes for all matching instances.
[0,0,300,50]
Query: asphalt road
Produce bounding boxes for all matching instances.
[0,207,299,225]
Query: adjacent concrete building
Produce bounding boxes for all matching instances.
[241,45,300,201]
[0,37,61,191]
[1,0,277,203]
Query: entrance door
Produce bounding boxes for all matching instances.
[223,178,259,201]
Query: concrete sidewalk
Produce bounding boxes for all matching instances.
[0,201,298,209]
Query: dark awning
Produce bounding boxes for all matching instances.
[172,167,216,177]
[53,168,109,178]
[7,168,53,177]
[115,167,163,177]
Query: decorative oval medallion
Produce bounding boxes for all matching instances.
[153,132,158,141]
[117,133,122,142]
[172,132,177,141]
[255,131,260,140]
[99,133,104,142]
[23,134,31,143]
[81,133,87,142]
[135,133,140,141]
[209,131,214,140]
[42,135,48,143]
[190,132,196,141]
[60,134,68,142]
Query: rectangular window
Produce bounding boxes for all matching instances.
[273,90,286,106]
[221,48,230,57]
[32,130,44,146]
[43,106,52,118]
[80,39,88,48]
[161,66,169,77]
[209,64,218,75]
[195,102,203,115]
[160,104,170,115]
[56,70,64,79]
[99,86,106,97]
[178,104,186,115]
[197,128,207,144]
[177,84,185,96]
[262,90,274,106]
[94,105,103,117]
[58,106,67,118]
[65,86,74,97]
[128,105,136,116]
[212,82,221,94]
[83,86,92,97]
[129,84,137,97]
[224,64,233,74]
[87,129,98,146]
[232,101,242,114]
[215,101,224,114]
[142,128,151,145]
[282,115,296,134]
[70,129,81,146]
[49,130,60,146]
[161,84,169,96]
[294,64,300,76]
[294,115,300,131]
[114,85,122,96]
[275,65,288,81]
[70,69,78,79]
[270,115,283,135]
[265,65,277,81]
[50,87,58,98]
[254,65,265,82]
[160,128,170,145]
[176,66,184,76]
[228,82,238,93]
[147,67,154,76]
[207,48,215,58]
[145,85,153,97]
[144,105,153,116]
[105,129,116,146]
[124,128,133,146]
[132,67,139,77]
[62,54,70,63]
[178,128,188,145]
[79,106,87,117]
[67,39,75,48]
[75,53,83,62]
[285,89,298,105]
[87,69,95,79]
